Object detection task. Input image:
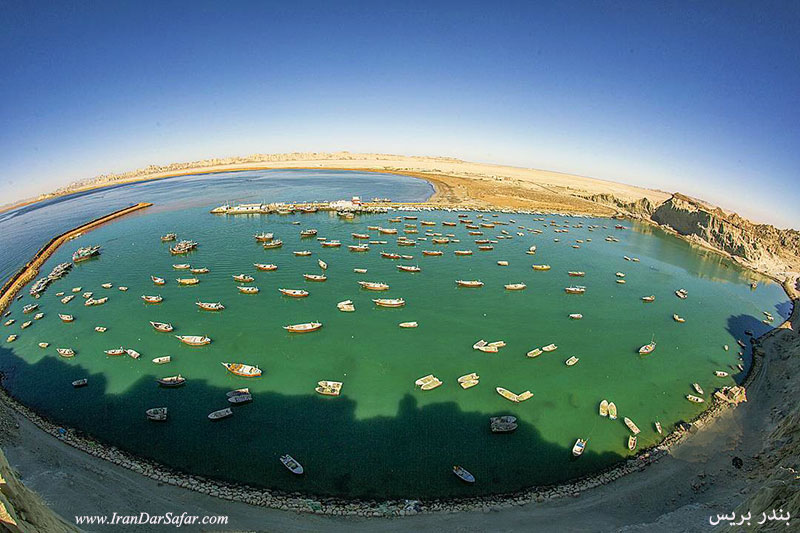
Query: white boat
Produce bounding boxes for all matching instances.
[56,347,75,357]
[456,280,484,288]
[318,259,328,270]
[565,356,579,366]
[238,286,259,294]
[38,342,49,348]
[714,370,729,377]
[175,335,212,346]
[151,275,166,285]
[572,439,587,457]
[505,283,526,290]
[6,334,17,343]
[608,402,618,420]
[208,408,233,420]
[399,321,418,328]
[655,421,663,434]
[94,326,107,332]
[152,356,171,364]
[173,264,191,269]
[372,298,405,308]
[105,347,125,356]
[452,465,475,483]
[72,378,88,388]
[569,313,583,319]
[337,300,355,312]
[150,321,174,332]
[254,263,278,271]
[58,313,74,322]
[542,343,557,352]
[315,380,343,396]
[641,295,655,302]
[624,417,641,435]
[142,295,163,304]
[564,286,586,294]
[232,274,254,283]
[303,274,327,282]
[60,295,74,304]
[358,281,389,291]
[526,348,542,358]
[280,455,304,475]
[126,348,141,359]
[195,301,225,311]
[686,395,704,403]
[692,383,704,395]
[284,322,323,333]
[599,400,609,417]
[639,338,656,354]
[279,288,308,298]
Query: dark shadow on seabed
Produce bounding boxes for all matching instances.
[0,345,625,501]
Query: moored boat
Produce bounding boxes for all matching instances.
[572,439,587,456]
[655,421,663,434]
[673,314,685,323]
[190,267,209,274]
[454,250,473,256]
[196,301,225,311]
[254,232,274,242]
[176,277,200,285]
[714,370,729,377]
[22,303,38,314]
[146,407,168,421]
[495,387,533,403]
[318,259,328,270]
[126,348,141,359]
[294,250,312,256]
[542,343,557,352]
[161,233,177,242]
[564,286,586,294]
[315,380,343,396]
[399,321,418,328]
[624,417,641,435]
[254,263,278,271]
[173,263,191,269]
[58,313,74,322]
[568,271,585,277]
[320,240,341,247]
[693,383,704,395]
[222,362,262,377]
[526,348,542,358]
[152,356,171,364]
[638,339,656,354]
[238,286,260,294]
[303,274,327,282]
[6,335,17,343]
[233,274,255,282]
[105,347,125,356]
[686,394,704,403]
[94,326,107,332]
[72,378,88,388]
[565,356,579,366]
[358,281,389,291]
[280,455,304,475]
[422,250,443,256]
[599,400,609,417]
[57,347,75,358]
[209,408,233,420]
[532,264,551,271]
[505,283,526,290]
[490,416,517,433]
[372,298,405,308]
[284,322,323,333]
[569,313,583,319]
[142,295,164,304]
[456,280,483,288]
[175,335,211,346]
[150,321,174,332]
[641,295,655,302]
[263,240,283,249]
[151,275,166,285]
[608,402,618,420]
[628,435,637,450]
[157,375,185,387]
[397,265,421,272]
[337,300,355,312]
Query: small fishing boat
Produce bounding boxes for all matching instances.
[639,339,656,354]
[57,348,75,358]
[175,335,211,346]
[569,313,583,320]
[599,400,609,417]
[176,278,200,285]
[624,417,641,435]
[655,421,663,434]
[422,250,443,256]
[495,387,533,403]
[608,402,618,420]
[372,298,405,308]
[565,356,580,366]
[526,348,542,358]
[628,435,637,450]
[294,250,312,256]
[254,232,274,242]
[226,392,252,405]
[497,260,509,266]
[222,362,262,377]
[118,286,128,291]
[278,454,304,475]
[714,370,729,377]
[504,283,527,290]
[209,408,233,420]
[414,374,443,390]
[126,348,141,359]
[399,321,418,328]
[58,314,74,322]
[226,388,249,398]
[641,295,655,302]
[22,303,39,314]
[456,280,483,288]
[146,407,168,421]
[454,250,473,256]
[151,275,166,285]
[693,383,704,395]
[380,252,401,259]
[478,245,494,251]
[315,380,343,396]
[190,267,209,274]
[38,342,49,348]
[6,334,17,343]
[458,372,479,384]
[173,264,191,269]
[279,288,309,298]
[20,320,32,329]
[284,322,323,333]
[397,265,421,272]
[616,279,627,284]
[94,326,107,332]
[157,375,185,387]
[348,244,369,252]
[150,321,174,332]
[320,240,341,248]
[572,439,587,457]
[568,271,585,277]
[72,287,81,293]
[358,281,389,291]
[400,254,414,260]
[318,259,328,270]
[675,288,688,299]
[263,240,283,249]
[352,268,368,274]
[238,286,259,294]
[254,263,278,271]
[196,301,225,311]
[337,300,355,312]
[564,286,586,294]
[542,343,557,352]
[152,356,171,364]
[233,274,255,283]
[105,347,125,356]
[686,394,704,403]
[141,294,163,304]
[303,274,327,282]
[3,319,14,326]
[60,295,74,304]
[300,229,318,238]
[72,378,88,388]
[490,416,517,433]
[161,233,177,242]
[532,264,551,271]
[473,340,499,353]
[673,314,685,323]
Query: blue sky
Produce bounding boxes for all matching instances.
[1,1,798,228]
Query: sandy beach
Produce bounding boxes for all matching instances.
[1,154,797,531]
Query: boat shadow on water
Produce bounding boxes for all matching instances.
[0,346,626,500]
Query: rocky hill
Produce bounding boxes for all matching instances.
[588,192,800,281]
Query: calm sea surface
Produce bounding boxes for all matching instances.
[0,170,789,498]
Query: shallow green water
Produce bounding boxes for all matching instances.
[1,204,788,499]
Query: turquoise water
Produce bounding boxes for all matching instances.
[0,171,789,499]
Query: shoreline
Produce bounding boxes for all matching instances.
[0,201,791,518]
